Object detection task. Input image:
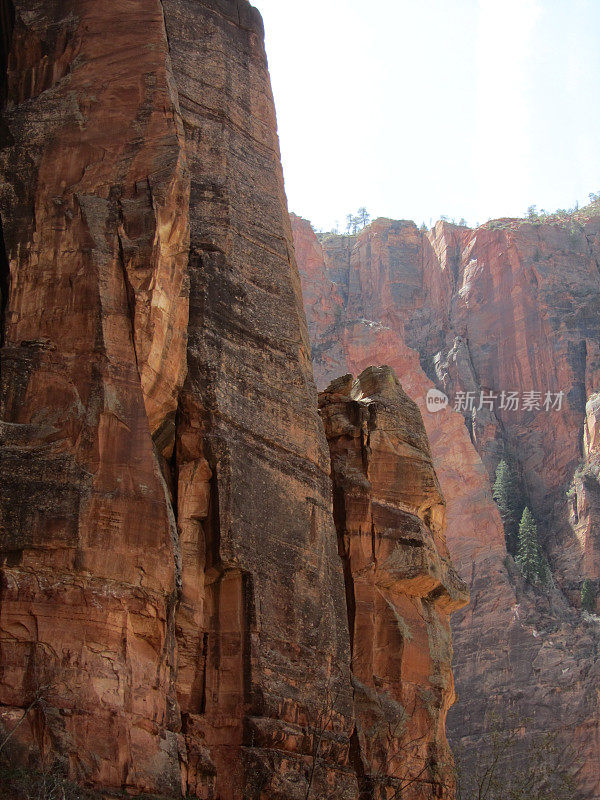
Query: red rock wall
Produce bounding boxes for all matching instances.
[0,2,358,797]
[0,1,190,792]
[161,3,357,796]
[0,3,469,799]
[293,213,600,799]
[319,367,468,800]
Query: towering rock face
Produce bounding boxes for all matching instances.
[0,0,191,793]
[319,366,468,800]
[159,4,356,797]
[0,3,467,799]
[292,213,600,799]
[0,2,356,797]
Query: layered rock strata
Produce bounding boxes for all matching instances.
[319,366,468,800]
[0,1,351,797]
[0,3,466,799]
[292,212,600,799]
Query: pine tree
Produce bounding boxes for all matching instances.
[516,507,548,585]
[492,459,522,553]
[346,213,359,235]
[356,207,370,228]
[581,579,597,613]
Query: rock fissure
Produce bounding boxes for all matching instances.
[0,218,8,355]
[116,227,140,376]
[0,1,11,365]
[0,0,14,103]
[157,0,171,55]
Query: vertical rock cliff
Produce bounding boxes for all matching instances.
[0,1,354,797]
[292,212,600,799]
[0,3,467,799]
[0,0,191,793]
[319,366,468,800]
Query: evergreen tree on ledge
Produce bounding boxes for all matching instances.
[516,507,549,586]
[581,579,597,613]
[492,458,522,553]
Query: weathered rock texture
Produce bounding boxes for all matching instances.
[292,212,600,799]
[0,3,467,799]
[0,1,352,797]
[319,366,468,800]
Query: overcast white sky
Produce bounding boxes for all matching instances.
[255,0,600,231]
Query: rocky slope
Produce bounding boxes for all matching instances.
[292,212,600,799]
[0,2,466,798]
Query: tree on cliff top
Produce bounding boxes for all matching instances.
[516,507,548,586]
[581,579,597,612]
[492,459,523,553]
[346,209,371,235]
[346,213,359,234]
[357,207,370,228]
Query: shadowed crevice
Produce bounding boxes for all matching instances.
[333,485,356,657]
[0,220,8,354]
[0,1,13,364]
[0,0,14,104]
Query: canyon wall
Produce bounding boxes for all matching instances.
[319,366,468,800]
[0,1,353,796]
[292,212,600,799]
[0,2,465,799]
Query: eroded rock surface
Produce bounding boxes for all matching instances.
[0,2,479,798]
[293,213,600,799]
[0,0,190,792]
[319,366,468,800]
[0,2,358,797]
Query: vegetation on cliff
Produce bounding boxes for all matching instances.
[581,579,597,612]
[516,508,549,586]
[491,459,523,553]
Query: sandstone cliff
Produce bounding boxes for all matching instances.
[292,212,600,799]
[319,366,468,800]
[0,1,352,796]
[0,2,466,799]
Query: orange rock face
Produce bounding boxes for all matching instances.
[292,213,600,799]
[0,1,190,793]
[0,3,469,798]
[0,2,357,797]
[319,367,468,800]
